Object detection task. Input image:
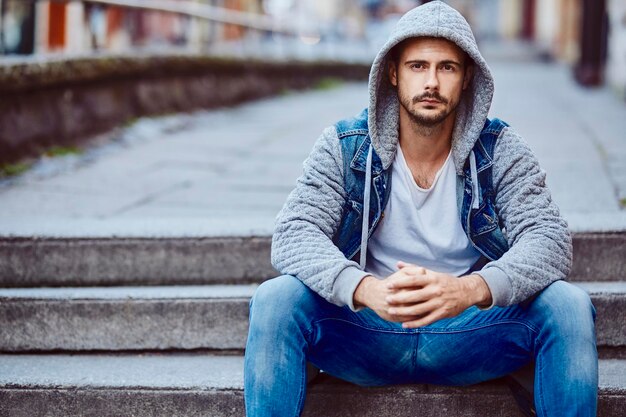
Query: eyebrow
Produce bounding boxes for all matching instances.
[404,59,462,67]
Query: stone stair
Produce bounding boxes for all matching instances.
[0,232,625,416]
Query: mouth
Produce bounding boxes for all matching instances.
[419,99,442,104]
[412,94,447,107]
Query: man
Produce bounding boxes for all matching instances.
[244,1,598,416]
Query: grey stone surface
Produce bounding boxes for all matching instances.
[0,54,370,165]
[0,282,623,351]
[489,61,626,219]
[0,285,254,352]
[0,299,250,351]
[0,355,623,417]
[0,82,368,235]
[0,353,244,390]
[0,59,624,237]
[576,282,626,347]
[0,286,256,352]
[0,237,277,287]
[0,233,622,287]
[0,284,257,300]
[0,217,275,238]
[570,233,626,282]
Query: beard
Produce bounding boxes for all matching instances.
[398,90,456,127]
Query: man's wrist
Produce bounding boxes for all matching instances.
[353,275,376,308]
[462,274,493,307]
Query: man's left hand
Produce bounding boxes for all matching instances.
[385,261,492,329]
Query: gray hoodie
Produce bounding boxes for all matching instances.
[271,1,572,311]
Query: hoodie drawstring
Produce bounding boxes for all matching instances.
[469,150,480,209]
[359,145,373,269]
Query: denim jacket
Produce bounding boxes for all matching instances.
[333,108,509,264]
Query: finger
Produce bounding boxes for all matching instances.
[387,272,430,289]
[401,310,442,329]
[386,313,422,323]
[387,299,439,317]
[397,265,427,275]
[386,287,437,305]
[396,260,417,269]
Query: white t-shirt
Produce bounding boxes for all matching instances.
[365,144,481,278]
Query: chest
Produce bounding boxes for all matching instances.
[399,147,451,191]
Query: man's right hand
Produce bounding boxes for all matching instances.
[353,270,424,323]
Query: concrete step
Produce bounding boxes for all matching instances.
[0,232,624,287]
[0,236,275,288]
[0,353,623,416]
[1,282,624,352]
[0,285,256,352]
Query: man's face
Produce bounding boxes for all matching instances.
[388,37,473,127]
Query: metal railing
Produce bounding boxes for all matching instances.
[1,0,377,63]
[81,0,300,35]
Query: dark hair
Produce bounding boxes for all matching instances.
[389,38,411,64]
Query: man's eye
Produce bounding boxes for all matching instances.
[411,63,424,70]
[442,65,455,71]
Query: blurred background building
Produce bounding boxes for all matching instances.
[0,0,624,95]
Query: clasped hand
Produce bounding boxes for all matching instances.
[364,261,487,329]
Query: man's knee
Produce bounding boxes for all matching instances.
[532,280,596,336]
[249,275,317,322]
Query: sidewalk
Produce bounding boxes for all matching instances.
[0,58,625,237]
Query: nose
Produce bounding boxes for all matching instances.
[424,67,439,91]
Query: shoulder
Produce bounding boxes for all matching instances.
[334,108,369,139]
[490,122,545,189]
[478,118,510,153]
[492,123,537,162]
[474,118,537,164]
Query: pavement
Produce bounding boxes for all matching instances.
[1,51,625,237]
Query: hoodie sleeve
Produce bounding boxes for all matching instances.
[475,126,573,307]
[271,126,370,311]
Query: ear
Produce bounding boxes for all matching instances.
[388,60,398,87]
[462,64,474,90]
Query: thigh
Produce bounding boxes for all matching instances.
[251,275,421,387]
[411,304,538,386]
[306,301,421,387]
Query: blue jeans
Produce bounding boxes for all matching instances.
[244,275,598,416]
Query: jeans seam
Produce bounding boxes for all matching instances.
[313,317,417,334]
[312,317,540,336]
[412,330,419,373]
[419,319,540,335]
[535,337,548,417]
[294,352,307,417]
[296,327,315,417]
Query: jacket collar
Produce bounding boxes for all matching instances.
[350,135,384,175]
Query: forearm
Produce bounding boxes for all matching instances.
[461,273,492,308]
[353,275,378,309]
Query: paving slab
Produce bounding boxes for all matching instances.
[489,61,626,228]
[0,83,367,227]
[0,282,623,352]
[0,354,623,417]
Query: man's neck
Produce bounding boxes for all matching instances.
[398,109,456,165]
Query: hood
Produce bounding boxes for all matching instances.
[367,0,495,175]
